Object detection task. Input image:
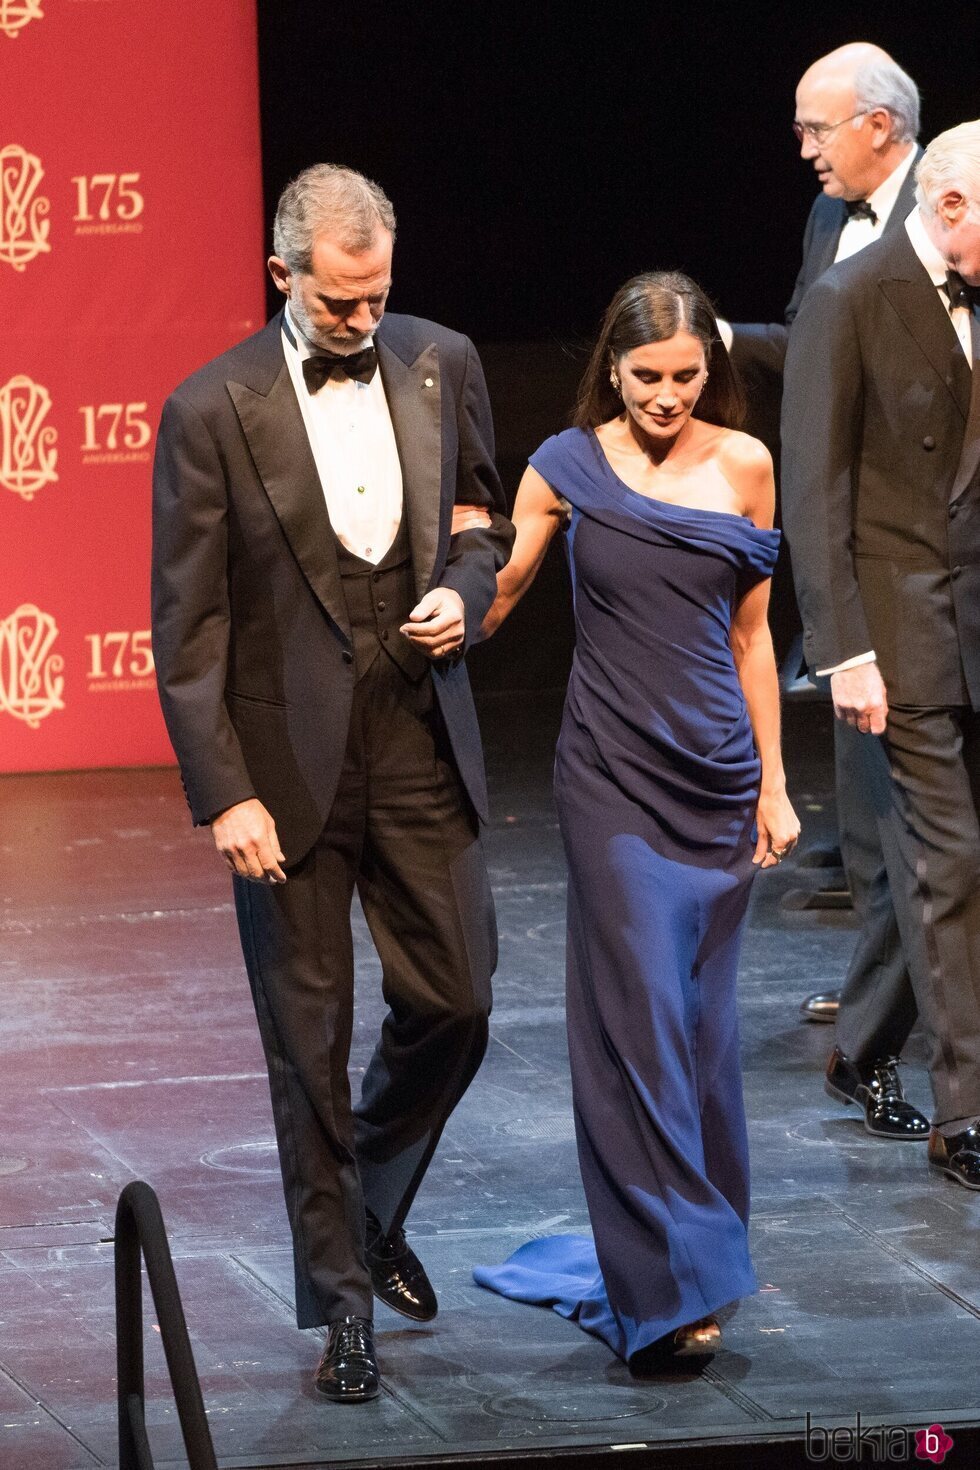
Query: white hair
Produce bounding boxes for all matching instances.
[916,120,980,214]
[273,164,396,274]
[852,55,920,143]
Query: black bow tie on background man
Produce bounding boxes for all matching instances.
[845,199,878,225]
[302,344,378,393]
[945,270,979,313]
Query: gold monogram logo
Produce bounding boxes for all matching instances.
[0,603,65,728]
[0,1,44,40]
[0,375,58,501]
[0,144,51,270]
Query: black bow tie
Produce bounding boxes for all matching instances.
[845,199,878,225]
[945,269,979,312]
[302,345,378,392]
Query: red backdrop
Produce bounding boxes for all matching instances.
[0,0,264,772]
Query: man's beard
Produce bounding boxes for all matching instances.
[289,296,376,354]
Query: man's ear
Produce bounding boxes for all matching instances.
[936,190,968,227]
[267,255,291,297]
[868,108,893,151]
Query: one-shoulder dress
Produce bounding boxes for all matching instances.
[474,427,780,1361]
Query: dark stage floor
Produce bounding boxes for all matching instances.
[1,694,978,1469]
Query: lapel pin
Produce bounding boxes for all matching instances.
[423,377,434,388]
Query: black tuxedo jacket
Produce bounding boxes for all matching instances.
[781,225,980,709]
[151,310,514,862]
[730,156,921,390]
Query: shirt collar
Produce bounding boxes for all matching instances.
[283,303,378,370]
[904,204,950,288]
[865,144,917,228]
[283,303,312,360]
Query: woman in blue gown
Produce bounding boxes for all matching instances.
[473,272,800,1363]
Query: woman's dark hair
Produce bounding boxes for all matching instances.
[572,270,745,431]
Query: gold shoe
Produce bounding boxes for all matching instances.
[672,1315,721,1356]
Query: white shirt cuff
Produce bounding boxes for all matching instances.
[816,650,877,677]
[717,318,734,352]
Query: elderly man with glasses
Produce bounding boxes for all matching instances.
[724,44,921,394]
[718,44,932,1142]
[782,120,980,1189]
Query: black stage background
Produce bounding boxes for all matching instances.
[254,0,980,695]
[255,1,980,344]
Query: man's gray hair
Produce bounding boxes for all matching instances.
[852,55,920,143]
[916,120,980,214]
[273,164,396,274]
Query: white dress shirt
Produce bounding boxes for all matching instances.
[716,147,917,351]
[281,305,403,563]
[904,205,974,361]
[832,143,917,262]
[816,204,974,677]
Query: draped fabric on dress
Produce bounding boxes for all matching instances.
[474,428,779,1360]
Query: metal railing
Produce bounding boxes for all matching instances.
[115,1180,218,1470]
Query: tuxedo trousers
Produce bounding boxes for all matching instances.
[838,705,980,1124]
[233,653,496,1328]
[834,718,916,1060]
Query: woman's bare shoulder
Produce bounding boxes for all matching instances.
[713,428,773,482]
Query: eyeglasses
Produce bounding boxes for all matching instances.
[792,110,868,145]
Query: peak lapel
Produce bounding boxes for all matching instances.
[951,315,980,503]
[878,272,971,421]
[378,337,442,600]
[815,206,846,281]
[227,363,351,643]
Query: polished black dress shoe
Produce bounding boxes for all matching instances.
[365,1211,437,1322]
[928,1124,980,1190]
[314,1316,379,1402]
[824,1047,930,1139]
[800,989,840,1023]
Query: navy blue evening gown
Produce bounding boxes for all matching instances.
[474,428,780,1361]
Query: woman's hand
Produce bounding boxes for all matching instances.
[451,504,493,533]
[753,787,801,869]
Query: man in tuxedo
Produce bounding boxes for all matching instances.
[723,46,928,1103]
[782,121,980,1190]
[151,165,513,1397]
[727,43,921,401]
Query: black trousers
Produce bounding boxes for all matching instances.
[837,705,980,1124]
[234,654,496,1328]
[835,718,916,1060]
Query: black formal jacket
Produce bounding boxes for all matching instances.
[781,224,980,710]
[730,156,921,392]
[151,310,514,863]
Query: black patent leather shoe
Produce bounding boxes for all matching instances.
[928,1124,980,1190]
[365,1211,437,1322]
[824,1047,930,1139]
[314,1316,379,1402]
[800,990,840,1023]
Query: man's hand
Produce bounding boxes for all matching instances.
[451,503,492,534]
[400,587,466,660]
[830,662,888,735]
[211,798,287,883]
